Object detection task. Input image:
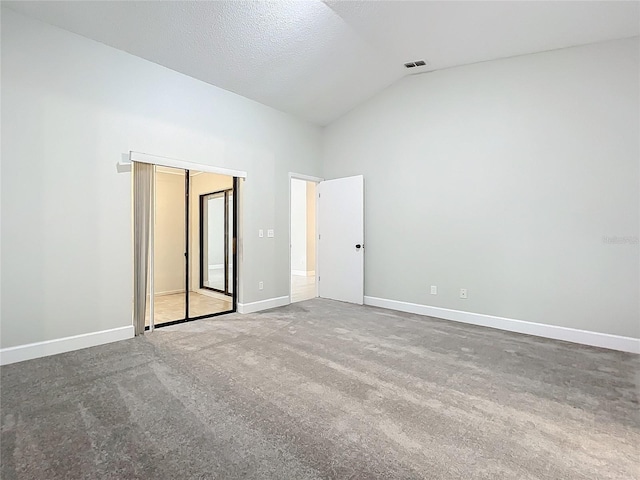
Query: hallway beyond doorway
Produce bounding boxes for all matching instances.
[291,275,315,303]
[290,177,318,304]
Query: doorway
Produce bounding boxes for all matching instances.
[290,177,318,303]
[146,166,237,328]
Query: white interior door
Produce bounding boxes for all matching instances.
[318,175,364,305]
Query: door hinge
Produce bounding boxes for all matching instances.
[318,276,320,281]
[318,234,321,240]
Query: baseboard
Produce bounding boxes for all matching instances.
[154,289,184,297]
[237,296,290,314]
[195,288,231,301]
[154,289,230,300]
[291,270,316,277]
[0,325,135,366]
[364,296,639,354]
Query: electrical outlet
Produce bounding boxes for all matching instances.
[259,229,264,238]
[460,288,467,299]
[430,286,437,295]
[259,281,264,290]
[267,229,274,238]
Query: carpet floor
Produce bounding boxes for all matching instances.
[1,299,638,479]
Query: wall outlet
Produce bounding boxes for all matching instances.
[460,288,467,299]
[267,229,274,238]
[259,281,264,290]
[430,286,437,295]
[259,229,264,238]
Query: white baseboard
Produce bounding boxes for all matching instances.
[238,296,290,314]
[0,325,135,366]
[291,270,316,277]
[364,296,639,354]
[154,289,184,297]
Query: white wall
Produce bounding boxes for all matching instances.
[323,38,639,339]
[0,9,322,349]
[290,179,308,273]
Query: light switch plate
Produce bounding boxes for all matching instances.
[267,229,274,238]
[259,229,264,238]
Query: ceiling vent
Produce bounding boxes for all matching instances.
[405,60,427,68]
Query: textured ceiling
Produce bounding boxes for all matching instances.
[4,1,639,125]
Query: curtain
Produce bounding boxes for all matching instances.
[132,161,154,335]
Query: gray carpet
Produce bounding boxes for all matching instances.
[1,299,638,479]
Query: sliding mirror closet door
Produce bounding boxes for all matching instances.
[153,166,187,326]
[189,172,235,318]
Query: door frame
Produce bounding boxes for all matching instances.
[288,172,323,304]
[137,150,245,330]
[130,151,247,179]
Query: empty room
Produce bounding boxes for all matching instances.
[1,2,638,479]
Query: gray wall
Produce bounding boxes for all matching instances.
[323,38,639,338]
[1,9,322,348]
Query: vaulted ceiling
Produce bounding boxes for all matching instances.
[4,1,638,125]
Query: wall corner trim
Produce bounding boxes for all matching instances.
[0,325,135,366]
[364,296,640,354]
[237,296,290,314]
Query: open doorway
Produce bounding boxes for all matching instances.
[145,166,237,328]
[290,178,318,303]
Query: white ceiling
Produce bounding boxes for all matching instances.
[4,1,638,126]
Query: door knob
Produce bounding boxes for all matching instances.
[355,244,362,249]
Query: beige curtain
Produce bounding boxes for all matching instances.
[132,161,154,335]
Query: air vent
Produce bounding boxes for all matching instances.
[405,59,427,69]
